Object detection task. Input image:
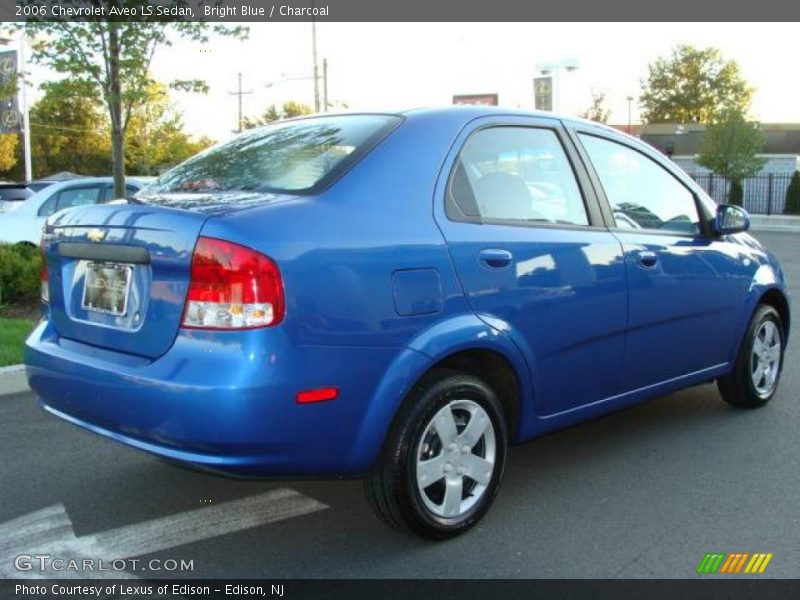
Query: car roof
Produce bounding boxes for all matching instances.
[279,106,626,140]
[397,105,620,132]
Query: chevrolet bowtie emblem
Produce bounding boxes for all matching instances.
[87,228,106,243]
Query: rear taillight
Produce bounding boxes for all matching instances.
[182,237,285,329]
[40,244,49,304]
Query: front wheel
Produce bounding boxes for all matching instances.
[718,304,785,408]
[364,370,508,540]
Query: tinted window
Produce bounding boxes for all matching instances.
[145,115,401,197]
[27,182,56,192]
[448,127,588,226]
[57,186,101,211]
[39,186,101,217]
[0,187,32,201]
[579,134,700,234]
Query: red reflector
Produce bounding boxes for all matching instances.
[296,387,339,404]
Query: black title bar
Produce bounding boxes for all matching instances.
[2,0,800,22]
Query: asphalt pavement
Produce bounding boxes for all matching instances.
[1,231,798,579]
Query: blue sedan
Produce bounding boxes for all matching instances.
[25,108,789,539]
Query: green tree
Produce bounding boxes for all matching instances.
[124,82,214,175]
[8,6,246,197]
[0,134,18,173]
[785,171,800,215]
[640,45,753,124]
[728,179,744,207]
[242,101,313,130]
[29,79,111,177]
[697,108,765,205]
[580,91,610,124]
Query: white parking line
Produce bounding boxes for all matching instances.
[0,489,328,578]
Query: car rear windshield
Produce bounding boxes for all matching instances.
[144,114,402,196]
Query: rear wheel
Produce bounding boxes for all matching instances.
[364,370,508,540]
[718,304,785,408]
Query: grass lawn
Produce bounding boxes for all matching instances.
[0,317,35,366]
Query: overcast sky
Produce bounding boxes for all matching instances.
[25,22,800,143]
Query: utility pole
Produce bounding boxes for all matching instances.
[322,58,328,112]
[229,72,252,133]
[311,16,320,112]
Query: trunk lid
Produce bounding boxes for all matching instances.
[45,203,209,359]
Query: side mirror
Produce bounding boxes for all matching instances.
[715,204,750,235]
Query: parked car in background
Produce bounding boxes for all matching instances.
[0,177,150,245]
[26,109,790,539]
[26,179,62,193]
[0,183,35,213]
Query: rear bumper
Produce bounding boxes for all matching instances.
[25,319,399,476]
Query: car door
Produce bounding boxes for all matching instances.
[434,117,629,415]
[574,130,748,391]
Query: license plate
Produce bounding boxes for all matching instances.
[82,262,133,316]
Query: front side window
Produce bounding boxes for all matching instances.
[448,127,589,227]
[143,115,401,198]
[579,134,700,235]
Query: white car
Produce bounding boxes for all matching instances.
[0,177,151,245]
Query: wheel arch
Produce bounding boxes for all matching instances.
[348,313,534,473]
[759,287,791,339]
[727,283,791,368]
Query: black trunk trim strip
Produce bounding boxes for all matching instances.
[58,242,150,264]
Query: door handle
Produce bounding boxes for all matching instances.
[479,249,513,269]
[638,250,658,268]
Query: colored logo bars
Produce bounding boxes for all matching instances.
[697,552,773,574]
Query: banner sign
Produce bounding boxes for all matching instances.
[533,76,553,111]
[453,94,499,106]
[0,50,20,134]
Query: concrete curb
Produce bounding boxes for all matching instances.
[751,226,800,233]
[750,215,800,233]
[0,364,29,398]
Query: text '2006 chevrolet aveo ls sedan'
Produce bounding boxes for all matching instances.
[26,108,789,539]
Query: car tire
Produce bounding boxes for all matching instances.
[364,369,508,540]
[718,304,785,409]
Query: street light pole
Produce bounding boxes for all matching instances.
[18,35,31,181]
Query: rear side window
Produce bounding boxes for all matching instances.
[447,127,588,227]
[39,186,102,217]
[144,115,401,197]
[578,134,700,235]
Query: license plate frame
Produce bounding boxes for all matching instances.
[81,261,134,317]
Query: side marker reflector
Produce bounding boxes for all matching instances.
[296,387,339,404]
